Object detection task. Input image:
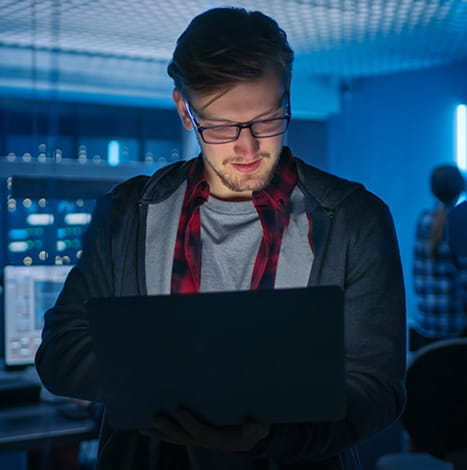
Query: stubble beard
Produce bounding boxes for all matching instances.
[206,153,280,194]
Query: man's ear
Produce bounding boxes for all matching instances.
[172,89,193,130]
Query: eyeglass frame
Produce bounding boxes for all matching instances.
[184,91,291,144]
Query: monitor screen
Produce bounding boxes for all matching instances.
[3,265,72,367]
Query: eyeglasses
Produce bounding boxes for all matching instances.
[184,93,291,144]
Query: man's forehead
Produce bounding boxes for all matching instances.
[189,83,285,120]
[188,70,285,106]
[194,95,285,125]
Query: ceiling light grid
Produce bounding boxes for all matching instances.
[291,0,467,76]
[0,0,466,78]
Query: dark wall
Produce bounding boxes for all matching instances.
[327,59,467,325]
[287,118,328,170]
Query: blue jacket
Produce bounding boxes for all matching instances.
[35,147,406,470]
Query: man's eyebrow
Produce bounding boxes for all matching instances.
[196,102,285,125]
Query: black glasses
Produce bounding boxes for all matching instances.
[185,93,291,144]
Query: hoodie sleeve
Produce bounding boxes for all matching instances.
[35,173,152,402]
[35,190,117,402]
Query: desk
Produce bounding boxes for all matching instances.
[0,401,99,454]
[0,361,99,455]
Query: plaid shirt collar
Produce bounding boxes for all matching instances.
[171,149,299,293]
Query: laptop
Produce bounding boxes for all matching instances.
[86,286,345,430]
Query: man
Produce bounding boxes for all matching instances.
[35,7,406,470]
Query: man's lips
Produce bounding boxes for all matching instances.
[230,160,262,173]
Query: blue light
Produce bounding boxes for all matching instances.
[108,140,120,167]
[456,104,466,171]
[8,228,29,240]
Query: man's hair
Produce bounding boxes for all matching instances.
[167,7,294,97]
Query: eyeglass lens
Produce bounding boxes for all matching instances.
[201,117,289,144]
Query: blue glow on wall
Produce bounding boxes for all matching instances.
[456,104,466,171]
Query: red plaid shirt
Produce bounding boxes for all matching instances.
[171,151,309,293]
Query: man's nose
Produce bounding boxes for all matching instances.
[233,126,260,157]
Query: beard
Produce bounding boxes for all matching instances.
[205,152,280,194]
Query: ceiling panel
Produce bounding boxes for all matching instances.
[0,0,466,117]
[1,0,467,76]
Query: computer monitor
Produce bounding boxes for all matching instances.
[3,265,72,367]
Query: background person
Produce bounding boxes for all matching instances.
[411,164,467,351]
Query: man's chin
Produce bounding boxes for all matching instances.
[227,174,273,193]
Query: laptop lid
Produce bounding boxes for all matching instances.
[86,286,345,430]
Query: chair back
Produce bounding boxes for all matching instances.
[401,338,467,459]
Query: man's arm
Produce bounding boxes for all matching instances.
[254,191,407,462]
[35,194,114,402]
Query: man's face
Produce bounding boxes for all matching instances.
[173,72,288,201]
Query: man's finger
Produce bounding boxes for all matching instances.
[174,409,209,437]
[140,428,182,445]
[173,410,244,450]
[242,422,270,441]
[153,414,192,444]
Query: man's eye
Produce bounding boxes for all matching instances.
[207,126,238,136]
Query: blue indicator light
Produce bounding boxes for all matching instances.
[108,140,120,167]
[8,228,29,240]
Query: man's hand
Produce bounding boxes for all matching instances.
[140,409,270,452]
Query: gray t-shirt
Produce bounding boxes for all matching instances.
[200,196,262,292]
[145,184,313,295]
